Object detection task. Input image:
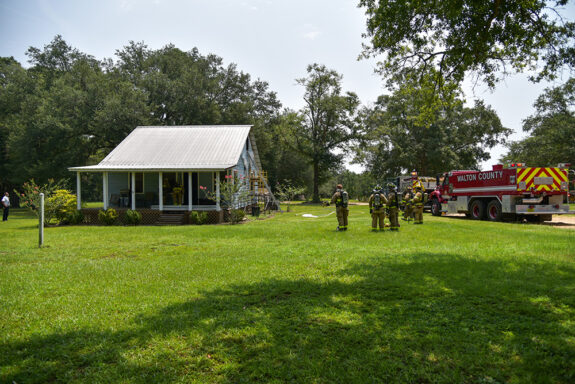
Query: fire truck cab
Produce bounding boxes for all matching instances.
[429,164,571,222]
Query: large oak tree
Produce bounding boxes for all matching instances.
[356,71,510,177]
[288,64,362,202]
[359,0,575,87]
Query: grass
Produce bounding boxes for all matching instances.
[1,205,574,383]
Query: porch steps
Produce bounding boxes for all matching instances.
[156,212,186,226]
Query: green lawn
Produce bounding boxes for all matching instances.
[1,206,574,383]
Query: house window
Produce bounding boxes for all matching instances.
[246,138,250,151]
[130,172,144,193]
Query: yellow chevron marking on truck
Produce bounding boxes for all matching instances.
[517,167,566,191]
[525,167,540,186]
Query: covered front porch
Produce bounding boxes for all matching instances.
[74,170,226,212]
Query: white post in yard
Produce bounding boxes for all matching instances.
[158,172,163,211]
[131,172,136,210]
[188,171,192,211]
[39,193,44,248]
[216,171,221,211]
[103,172,109,210]
[76,172,81,210]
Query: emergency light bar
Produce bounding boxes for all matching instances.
[510,163,524,168]
[558,163,571,168]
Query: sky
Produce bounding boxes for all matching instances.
[1,0,573,172]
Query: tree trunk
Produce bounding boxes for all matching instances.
[312,161,320,203]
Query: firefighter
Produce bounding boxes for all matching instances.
[413,183,425,224]
[368,185,387,231]
[331,184,349,231]
[402,186,414,221]
[386,183,400,231]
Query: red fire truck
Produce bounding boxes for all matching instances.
[429,163,572,222]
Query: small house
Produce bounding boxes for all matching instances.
[69,125,274,224]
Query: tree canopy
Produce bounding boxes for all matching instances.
[359,0,575,87]
[1,35,515,201]
[355,71,510,178]
[502,78,575,166]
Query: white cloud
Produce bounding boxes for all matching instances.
[120,0,136,11]
[302,30,321,40]
[301,24,322,40]
[241,2,259,11]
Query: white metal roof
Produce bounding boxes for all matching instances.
[69,125,259,172]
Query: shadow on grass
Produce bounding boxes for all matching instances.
[2,254,574,383]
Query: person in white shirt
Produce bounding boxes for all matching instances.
[2,192,10,221]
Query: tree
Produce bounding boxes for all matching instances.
[288,64,362,202]
[115,42,286,184]
[26,34,94,87]
[356,71,510,178]
[502,78,575,166]
[359,0,575,88]
[275,181,306,212]
[320,170,376,201]
[6,54,151,185]
[0,57,33,194]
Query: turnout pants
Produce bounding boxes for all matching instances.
[336,206,349,229]
[371,208,385,230]
[414,203,424,224]
[388,207,399,230]
[403,203,413,220]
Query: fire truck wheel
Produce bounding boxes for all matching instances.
[469,200,486,220]
[431,199,441,216]
[486,200,502,221]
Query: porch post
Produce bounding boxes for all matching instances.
[76,172,81,210]
[103,172,109,210]
[188,171,193,211]
[216,171,221,211]
[158,172,163,211]
[131,172,136,210]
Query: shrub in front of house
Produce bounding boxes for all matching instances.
[47,189,78,225]
[230,209,246,224]
[190,211,208,225]
[67,210,84,225]
[98,208,118,225]
[124,209,142,226]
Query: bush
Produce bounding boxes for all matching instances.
[189,211,208,225]
[98,208,118,226]
[47,189,78,224]
[124,209,142,226]
[67,210,84,225]
[230,209,246,224]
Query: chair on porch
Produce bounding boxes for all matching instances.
[109,194,120,207]
[120,189,130,207]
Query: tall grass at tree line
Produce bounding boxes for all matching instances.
[0,206,574,383]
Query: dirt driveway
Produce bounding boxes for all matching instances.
[546,215,575,229]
